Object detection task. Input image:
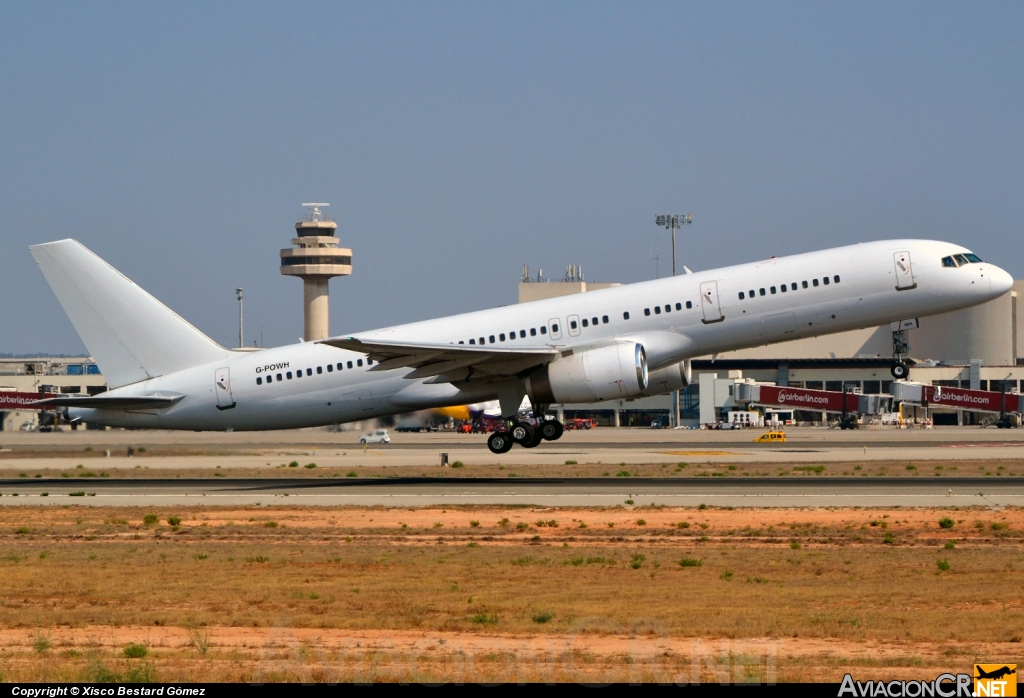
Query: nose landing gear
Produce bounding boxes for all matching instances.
[891,325,912,380]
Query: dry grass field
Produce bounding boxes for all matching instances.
[0,504,1021,682]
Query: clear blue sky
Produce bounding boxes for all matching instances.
[2,2,1022,353]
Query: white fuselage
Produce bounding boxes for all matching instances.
[72,239,1012,430]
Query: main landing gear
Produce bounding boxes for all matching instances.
[487,418,564,454]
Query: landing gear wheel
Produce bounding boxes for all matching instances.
[890,362,909,380]
[510,421,535,445]
[540,420,564,441]
[522,429,545,448]
[487,432,514,454]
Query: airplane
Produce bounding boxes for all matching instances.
[30,238,1012,453]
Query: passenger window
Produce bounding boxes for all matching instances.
[489,335,495,343]
[469,338,475,344]
[759,288,766,296]
[823,277,830,285]
[644,308,651,316]
[570,320,578,329]
[479,337,485,344]
[791,283,797,291]
[499,333,506,341]
[770,286,777,294]
[664,305,670,313]
[802,281,808,288]
[287,371,293,379]
[623,312,630,320]
[337,363,343,370]
[307,368,313,376]
[592,317,598,325]
[739,292,745,300]
[256,377,262,385]
[267,375,273,383]
[812,279,819,287]
[675,303,681,311]
[317,366,322,374]
[327,364,333,372]
[686,301,692,309]
[749,290,755,298]
[347,361,353,369]
[367,358,373,365]
[581,319,588,327]
[551,324,559,333]
[277,373,283,381]
[295,369,302,378]
[540,326,547,334]
[780,285,787,293]
[654,306,661,315]
[458,340,464,344]
[530,328,537,336]
[833,275,840,283]
[357,359,363,366]
[520,330,526,338]
[602,315,609,323]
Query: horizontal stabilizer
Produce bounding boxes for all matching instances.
[30,395,183,410]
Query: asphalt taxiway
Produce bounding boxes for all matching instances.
[1,476,1019,508]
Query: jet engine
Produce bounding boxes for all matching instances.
[641,359,691,397]
[526,343,648,404]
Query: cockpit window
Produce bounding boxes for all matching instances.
[964,253,983,263]
[941,256,957,268]
[954,253,970,266]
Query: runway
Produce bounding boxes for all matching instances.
[1,476,1019,508]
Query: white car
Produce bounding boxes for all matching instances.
[359,429,391,444]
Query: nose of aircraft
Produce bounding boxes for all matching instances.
[989,265,1014,298]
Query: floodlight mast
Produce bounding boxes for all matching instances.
[236,288,244,348]
[655,213,693,427]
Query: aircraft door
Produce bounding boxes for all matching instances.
[548,318,562,339]
[894,251,916,290]
[699,282,724,324]
[567,314,581,337]
[215,368,235,410]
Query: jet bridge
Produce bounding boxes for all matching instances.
[732,383,889,429]
[889,382,1021,427]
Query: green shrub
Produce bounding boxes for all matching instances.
[166,516,181,527]
[790,542,801,550]
[719,570,734,581]
[630,553,646,569]
[451,461,464,468]
[32,634,51,653]
[635,518,647,526]
[616,470,631,477]
[678,557,703,568]
[469,520,480,528]
[263,521,278,528]
[123,643,148,658]
[531,611,554,624]
[936,559,950,572]
[938,517,954,529]
[346,471,358,477]
[564,460,577,465]
[15,527,30,535]
[698,503,708,510]
[288,461,299,467]
[944,540,956,550]
[471,612,498,625]
[143,514,158,526]
[677,521,690,529]
[304,463,316,469]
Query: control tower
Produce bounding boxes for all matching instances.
[280,203,352,341]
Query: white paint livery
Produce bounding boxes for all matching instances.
[29,238,1012,438]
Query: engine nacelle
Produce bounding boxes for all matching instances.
[527,343,648,404]
[641,360,691,397]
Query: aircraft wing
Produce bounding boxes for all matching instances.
[319,337,564,382]
[30,395,184,410]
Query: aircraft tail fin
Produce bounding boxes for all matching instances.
[30,239,229,388]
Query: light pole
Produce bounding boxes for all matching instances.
[236,288,244,349]
[655,213,693,427]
